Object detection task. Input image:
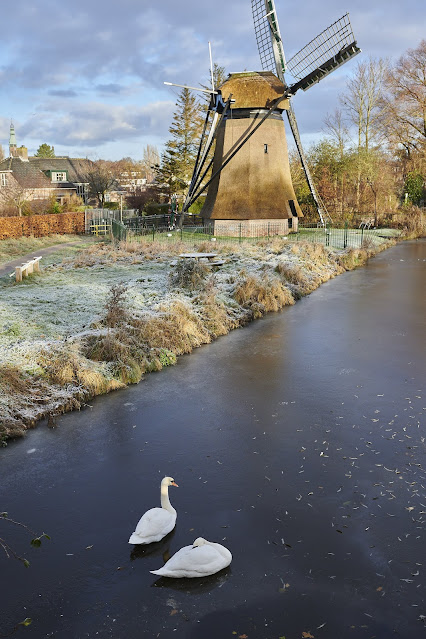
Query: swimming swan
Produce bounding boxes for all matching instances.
[129,476,178,545]
[150,537,232,578]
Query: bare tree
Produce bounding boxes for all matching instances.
[323,108,350,156]
[0,179,33,216]
[340,57,388,211]
[341,57,389,152]
[323,108,352,216]
[142,145,160,184]
[84,161,117,207]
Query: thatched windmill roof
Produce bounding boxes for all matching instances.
[219,71,289,110]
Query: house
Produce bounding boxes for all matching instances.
[0,124,92,209]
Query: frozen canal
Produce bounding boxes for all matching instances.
[1,239,425,638]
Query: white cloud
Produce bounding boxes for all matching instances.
[0,0,423,158]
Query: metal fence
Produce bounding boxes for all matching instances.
[85,209,137,233]
[108,220,401,250]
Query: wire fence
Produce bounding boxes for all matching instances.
[110,220,401,250]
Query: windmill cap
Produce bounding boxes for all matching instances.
[218,71,289,110]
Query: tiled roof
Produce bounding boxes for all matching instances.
[29,157,94,183]
[0,157,52,189]
[0,156,95,189]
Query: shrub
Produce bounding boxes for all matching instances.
[336,248,369,270]
[169,259,210,291]
[104,283,129,327]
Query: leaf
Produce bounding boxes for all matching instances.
[238,635,248,639]
[302,633,314,638]
[170,609,178,616]
[376,586,383,591]
[19,618,32,627]
[23,559,30,568]
[30,538,42,548]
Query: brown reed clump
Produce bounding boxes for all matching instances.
[233,274,294,319]
[135,300,211,355]
[336,248,369,270]
[196,283,237,338]
[39,343,123,393]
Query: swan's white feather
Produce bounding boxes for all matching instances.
[150,538,232,578]
[129,476,177,545]
[129,507,176,545]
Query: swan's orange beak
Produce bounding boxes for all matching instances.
[171,481,179,487]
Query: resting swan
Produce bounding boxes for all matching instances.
[129,476,178,545]
[150,537,232,578]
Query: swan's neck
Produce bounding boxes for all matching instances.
[161,483,175,514]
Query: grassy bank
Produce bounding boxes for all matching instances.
[0,235,399,442]
[0,234,90,264]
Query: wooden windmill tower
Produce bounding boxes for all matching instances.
[177,4,360,235]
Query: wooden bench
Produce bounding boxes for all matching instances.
[11,256,42,282]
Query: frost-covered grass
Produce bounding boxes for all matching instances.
[0,234,89,265]
[0,235,397,442]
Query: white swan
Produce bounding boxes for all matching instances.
[150,537,232,578]
[129,476,178,545]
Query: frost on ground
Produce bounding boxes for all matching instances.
[0,236,395,441]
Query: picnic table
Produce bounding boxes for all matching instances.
[175,253,225,268]
[179,253,218,261]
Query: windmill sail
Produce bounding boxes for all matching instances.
[286,13,360,93]
[252,0,286,83]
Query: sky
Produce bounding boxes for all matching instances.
[0,0,424,161]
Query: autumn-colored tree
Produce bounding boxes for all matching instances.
[126,186,161,215]
[380,40,426,158]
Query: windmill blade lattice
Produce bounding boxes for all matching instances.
[286,13,360,92]
[252,0,286,82]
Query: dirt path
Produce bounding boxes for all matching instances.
[0,238,95,277]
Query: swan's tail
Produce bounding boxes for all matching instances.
[129,533,143,544]
[150,568,166,576]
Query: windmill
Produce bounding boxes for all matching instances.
[175,6,360,233]
[251,2,360,224]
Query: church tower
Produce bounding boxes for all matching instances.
[9,122,17,156]
[9,123,28,160]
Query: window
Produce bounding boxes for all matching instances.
[52,171,67,182]
[0,173,7,187]
[264,144,268,154]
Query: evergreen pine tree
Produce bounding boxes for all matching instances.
[157,88,203,196]
[35,143,55,158]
